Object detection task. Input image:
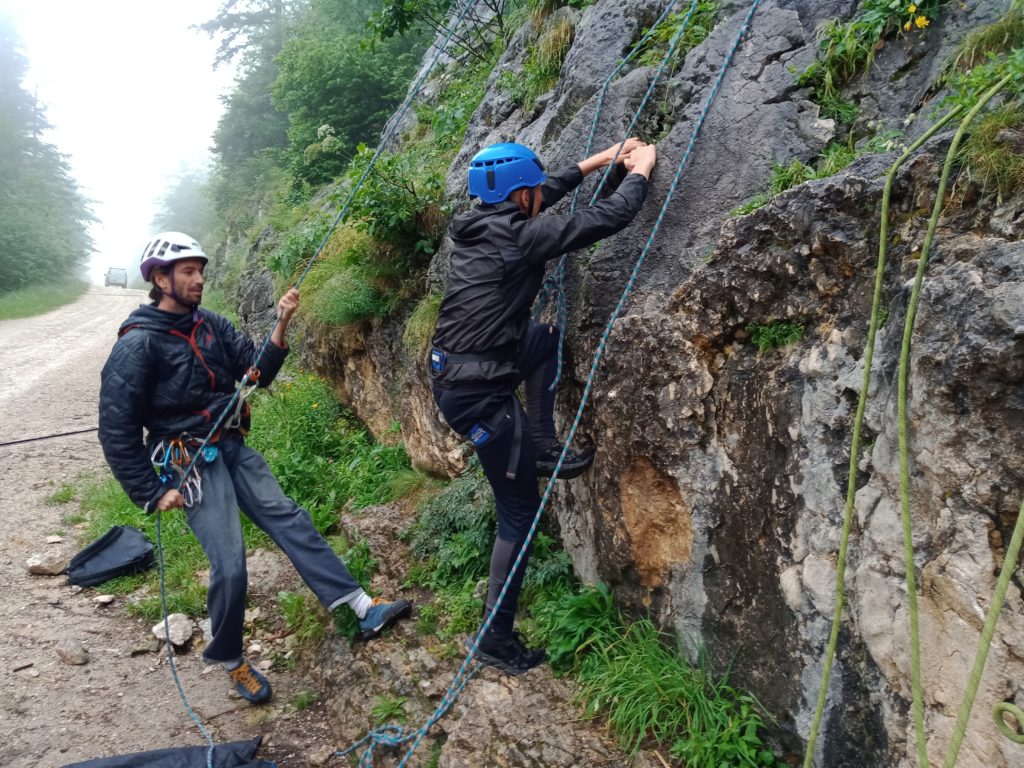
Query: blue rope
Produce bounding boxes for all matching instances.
[534,0,699,391]
[156,511,216,768]
[345,1,763,764]
[150,0,484,761]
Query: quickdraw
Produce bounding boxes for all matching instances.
[151,434,218,508]
[225,366,261,434]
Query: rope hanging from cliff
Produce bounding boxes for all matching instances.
[800,72,1019,768]
[339,2,766,765]
[148,1,486,763]
[531,0,691,389]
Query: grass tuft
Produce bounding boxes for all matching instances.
[0,278,89,321]
[402,292,443,358]
[747,321,804,354]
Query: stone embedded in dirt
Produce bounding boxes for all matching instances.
[310,745,336,767]
[248,642,262,655]
[25,551,67,576]
[45,535,64,544]
[130,635,161,656]
[258,659,272,672]
[56,637,89,665]
[93,594,115,606]
[151,614,195,647]
[244,607,261,624]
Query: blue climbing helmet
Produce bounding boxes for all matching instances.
[468,142,547,204]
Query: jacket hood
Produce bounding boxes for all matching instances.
[118,304,203,336]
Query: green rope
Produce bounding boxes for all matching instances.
[800,107,962,768]
[889,70,1013,767]
[942,498,1024,765]
[994,702,1024,744]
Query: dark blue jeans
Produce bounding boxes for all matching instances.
[184,437,361,663]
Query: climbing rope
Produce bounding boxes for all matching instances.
[0,426,99,448]
[799,104,963,768]
[802,71,1017,768]
[533,0,698,390]
[341,2,764,764]
[148,0,485,762]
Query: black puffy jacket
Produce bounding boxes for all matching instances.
[98,304,288,511]
[431,166,648,385]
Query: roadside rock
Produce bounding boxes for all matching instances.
[25,550,67,575]
[56,636,89,665]
[151,613,195,647]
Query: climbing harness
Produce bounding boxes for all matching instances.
[341,2,765,764]
[801,72,1020,768]
[533,0,696,391]
[151,435,219,508]
[149,0,488,764]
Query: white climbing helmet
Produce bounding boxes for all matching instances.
[139,231,208,281]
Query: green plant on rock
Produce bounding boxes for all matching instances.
[371,695,409,725]
[796,0,944,122]
[747,321,804,354]
[635,0,718,68]
[499,15,575,110]
[959,101,1024,199]
[528,582,619,674]
[276,590,326,645]
[947,3,1024,73]
[292,691,319,711]
[402,292,443,358]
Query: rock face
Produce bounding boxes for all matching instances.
[238,0,1023,764]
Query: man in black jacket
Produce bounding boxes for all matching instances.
[99,232,411,704]
[430,140,656,674]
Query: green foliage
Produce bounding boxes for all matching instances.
[747,321,804,353]
[499,15,576,110]
[947,4,1024,73]
[276,590,326,644]
[635,1,718,68]
[367,0,515,61]
[407,469,496,590]
[816,142,857,177]
[0,279,88,321]
[371,695,408,725]
[578,620,776,764]
[45,483,76,506]
[414,53,495,153]
[959,101,1024,199]
[329,536,379,641]
[0,21,94,292]
[731,142,858,216]
[292,690,319,711]
[942,44,1024,114]
[769,158,815,194]
[403,292,443,357]
[529,582,619,674]
[246,373,411,530]
[272,0,429,189]
[796,0,943,123]
[729,193,771,217]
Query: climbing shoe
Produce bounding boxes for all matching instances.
[470,630,546,676]
[228,659,272,705]
[535,443,595,479]
[357,597,413,642]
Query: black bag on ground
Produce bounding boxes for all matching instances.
[66,525,155,587]
[61,737,275,767]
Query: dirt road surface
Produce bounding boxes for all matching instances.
[0,287,328,767]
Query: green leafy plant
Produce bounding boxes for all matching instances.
[958,101,1024,199]
[499,15,575,110]
[371,695,408,725]
[747,321,805,353]
[292,690,319,711]
[276,590,326,644]
[529,582,619,674]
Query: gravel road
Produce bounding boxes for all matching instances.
[0,287,327,767]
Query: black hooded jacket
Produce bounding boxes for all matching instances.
[431,166,648,386]
[98,304,288,511]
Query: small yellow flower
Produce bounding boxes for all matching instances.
[311,402,319,409]
[904,20,912,31]
[907,3,916,12]
[915,14,929,28]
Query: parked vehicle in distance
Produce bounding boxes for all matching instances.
[104,268,128,288]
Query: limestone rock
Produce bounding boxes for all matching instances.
[56,636,89,665]
[25,551,67,576]
[151,614,195,647]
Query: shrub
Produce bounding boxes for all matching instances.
[959,102,1024,199]
[499,16,575,110]
[635,0,718,68]
[746,321,804,353]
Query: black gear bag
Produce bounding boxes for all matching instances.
[65,525,155,587]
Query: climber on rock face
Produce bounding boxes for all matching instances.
[428,138,656,674]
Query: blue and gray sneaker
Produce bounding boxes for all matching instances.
[357,598,413,642]
[228,659,272,704]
